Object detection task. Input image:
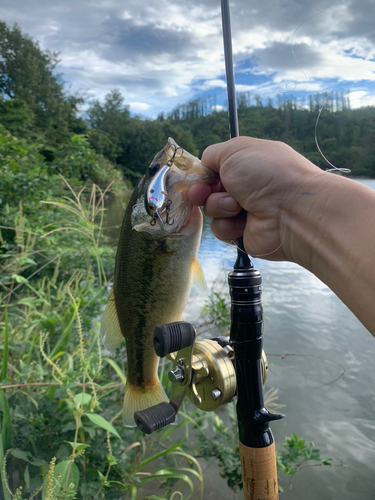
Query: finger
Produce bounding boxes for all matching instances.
[203,192,242,219]
[201,141,231,172]
[210,216,246,243]
[201,137,253,172]
[187,184,212,206]
[187,181,223,206]
[210,180,224,193]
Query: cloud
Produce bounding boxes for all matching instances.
[128,102,151,111]
[0,0,375,117]
[348,89,375,108]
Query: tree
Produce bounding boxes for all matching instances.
[87,89,131,162]
[0,95,34,135]
[0,22,86,143]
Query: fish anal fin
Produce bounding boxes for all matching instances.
[191,256,207,290]
[100,290,124,353]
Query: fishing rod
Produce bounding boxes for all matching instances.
[134,2,283,498]
[221,1,283,498]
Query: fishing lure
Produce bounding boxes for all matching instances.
[145,145,183,227]
[145,164,170,226]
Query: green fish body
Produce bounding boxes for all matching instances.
[101,138,217,426]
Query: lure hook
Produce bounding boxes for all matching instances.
[165,200,174,226]
[167,145,184,167]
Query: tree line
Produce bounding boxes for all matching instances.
[1,20,375,182]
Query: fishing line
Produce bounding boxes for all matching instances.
[229,222,287,258]
[304,0,325,15]
[283,0,328,94]
[286,12,322,93]
[268,352,346,389]
[287,1,352,173]
[314,93,351,173]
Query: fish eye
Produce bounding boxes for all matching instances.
[148,203,154,211]
[149,163,160,177]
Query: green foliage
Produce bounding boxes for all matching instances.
[0,185,204,500]
[0,22,60,104]
[196,408,242,490]
[0,22,86,144]
[0,96,34,136]
[49,135,114,183]
[201,292,230,330]
[2,17,375,180]
[167,92,375,177]
[277,433,332,477]
[0,127,124,231]
[196,406,332,493]
[87,89,198,183]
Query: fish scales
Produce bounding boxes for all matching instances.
[101,138,217,426]
[114,189,200,386]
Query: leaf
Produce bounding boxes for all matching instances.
[74,392,92,407]
[1,309,9,382]
[0,390,12,450]
[11,274,27,283]
[65,441,90,453]
[19,257,37,266]
[11,448,31,462]
[61,422,76,433]
[30,458,43,466]
[103,357,127,386]
[42,460,80,499]
[138,470,194,493]
[85,414,122,440]
[138,440,186,469]
[322,459,333,466]
[0,435,11,500]
[24,465,31,491]
[50,351,66,363]
[56,461,79,490]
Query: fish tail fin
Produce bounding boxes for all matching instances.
[122,379,169,427]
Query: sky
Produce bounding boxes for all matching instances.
[1,0,375,118]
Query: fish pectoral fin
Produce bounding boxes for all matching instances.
[100,290,124,353]
[191,256,207,291]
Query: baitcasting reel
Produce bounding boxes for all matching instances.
[134,321,269,434]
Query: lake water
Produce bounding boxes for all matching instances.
[183,178,375,499]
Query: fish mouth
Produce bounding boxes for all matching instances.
[132,138,217,236]
[175,205,201,235]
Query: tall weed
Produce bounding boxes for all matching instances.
[0,181,204,500]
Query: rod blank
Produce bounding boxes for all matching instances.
[221,0,239,139]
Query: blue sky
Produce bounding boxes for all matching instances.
[1,0,375,118]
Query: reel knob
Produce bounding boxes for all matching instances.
[134,402,176,435]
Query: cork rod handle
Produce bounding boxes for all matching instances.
[239,441,279,500]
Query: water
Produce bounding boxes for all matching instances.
[183,178,375,499]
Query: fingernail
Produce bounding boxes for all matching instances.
[220,196,238,213]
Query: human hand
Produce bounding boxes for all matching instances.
[188,137,322,261]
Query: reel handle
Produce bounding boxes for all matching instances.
[153,321,195,357]
[134,402,177,434]
[135,321,196,433]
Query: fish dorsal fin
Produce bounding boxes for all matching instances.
[191,256,207,290]
[100,290,124,352]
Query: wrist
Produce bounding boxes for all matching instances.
[282,169,338,272]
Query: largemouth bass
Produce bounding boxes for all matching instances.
[101,138,217,427]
